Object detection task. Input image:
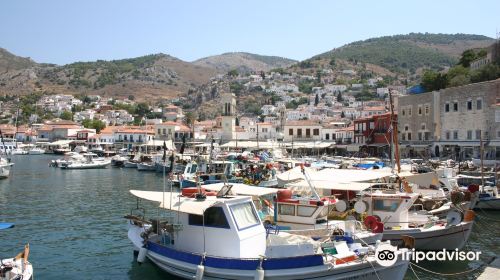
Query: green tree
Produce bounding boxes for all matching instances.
[329,57,336,67]
[128,95,135,101]
[340,111,346,118]
[458,49,477,68]
[314,94,319,106]
[184,111,197,127]
[470,64,500,83]
[337,92,343,102]
[421,70,447,92]
[135,102,150,117]
[60,110,73,121]
[446,65,470,87]
[227,69,239,77]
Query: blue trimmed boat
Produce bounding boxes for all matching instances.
[126,189,409,279]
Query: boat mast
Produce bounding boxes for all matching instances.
[480,132,485,192]
[388,90,401,174]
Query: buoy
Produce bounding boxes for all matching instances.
[254,268,264,280]
[137,247,147,264]
[195,264,205,280]
[335,200,348,212]
[354,200,368,214]
[464,210,475,222]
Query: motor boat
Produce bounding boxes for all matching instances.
[126,189,409,280]
[137,162,156,171]
[0,224,33,280]
[28,147,45,155]
[111,155,128,167]
[0,158,14,179]
[60,153,111,169]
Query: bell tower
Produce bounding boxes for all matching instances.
[221,92,236,142]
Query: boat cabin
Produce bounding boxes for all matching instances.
[131,190,267,258]
[360,191,419,229]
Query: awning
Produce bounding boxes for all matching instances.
[204,183,279,197]
[287,181,373,191]
[45,140,74,146]
[142,140,175,150]
[367,143,389,148]
[130,190,220,215]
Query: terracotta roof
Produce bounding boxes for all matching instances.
[285,120,321,126]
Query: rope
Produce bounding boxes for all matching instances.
[408,263,422,280]
[410,261,486,276]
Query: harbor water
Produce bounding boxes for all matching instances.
[1,155,499,280]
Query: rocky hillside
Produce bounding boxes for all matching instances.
[0,53,216,101]
[193,52,296,73]
[0,48,37,73]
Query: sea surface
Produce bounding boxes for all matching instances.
[0,155,498,280]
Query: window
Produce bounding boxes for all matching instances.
[262,128,268,133]
[189,207,230,228]
[157,129,161,134]
[373,199,401,212]
[230,202,259,230]
[404,125,409,131]
[402,134,406,141]
[497,131,500,138]
[325,133,330,140]
[453,102,458,112]
[407,133,412,140]
[453,131,458,140]
[278,204,295,216]
[402,109,406,116]
[163,128,166,135]
[467,130,472,140]
[369,122,374,129]
[477,99,482,110]
[424,132,430,141]
[418,132,422,141]
[313,128,319,136]
[289,128,293,136]
[297,129,302,137]
[421,124,426,130]
[297,205,316,217]
[476,130,481,140]
[446,131,450,140]
[124,135,127,141]
[445,103,450,112]
[408,108,412,116]
[306,129,311,137]
[467,100,472,110]
[418,106,422,116]
[425,105,430,115]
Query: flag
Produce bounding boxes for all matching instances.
[162,140,167,162]
[180,134,186,154]
[260,151,270,161]
[387,124,393,134]
[167,153,175,173]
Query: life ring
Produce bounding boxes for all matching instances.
[363,215,384,233]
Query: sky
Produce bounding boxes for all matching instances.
[0,0,498,65]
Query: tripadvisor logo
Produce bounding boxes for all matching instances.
[375,244,482,267]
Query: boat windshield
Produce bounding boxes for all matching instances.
[230,202,260,230]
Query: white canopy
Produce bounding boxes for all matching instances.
[220,141,285,149]
[130,190,220,215]
[130,190,255,215]
[144,139,175,150]
[204,183,279,197]
[287,181,375,191]
[45,140,73,146]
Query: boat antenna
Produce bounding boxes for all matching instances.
[300,164,321,200]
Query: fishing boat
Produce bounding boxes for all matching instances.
[0,158,14,179]
[0,223,33,280]
[126,189,409,280]
[474,185,500,210]
[204,183,383,245]
[111,155,129,167]
[137,162,156,171]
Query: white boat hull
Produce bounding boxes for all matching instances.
[137,163,156,171]
[60,161,111,169]
[382,221,473,250]
[0,163,13,179]
[128,225,408,280]
[0,258,33,280]
[28,150,45,155]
